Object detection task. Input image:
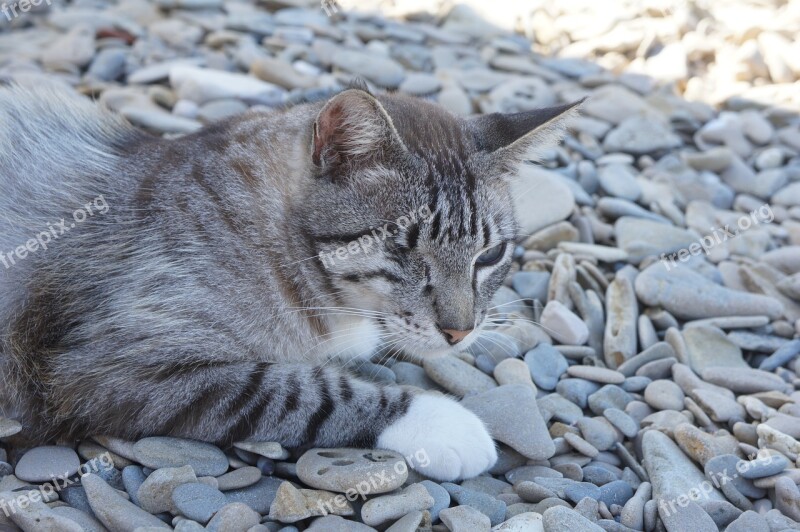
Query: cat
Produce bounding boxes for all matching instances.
[0,81,579,481]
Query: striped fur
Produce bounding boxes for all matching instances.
[0,84,577,478]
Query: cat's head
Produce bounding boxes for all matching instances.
[299,88,580,359]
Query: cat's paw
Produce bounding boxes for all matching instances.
[377,393,497,481]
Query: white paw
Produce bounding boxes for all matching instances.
[377,394,497,481]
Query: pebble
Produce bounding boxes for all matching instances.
[542,506,603,531]
[567,365,625,384]
[493,358,536,388]
[512,271,551,301]
[539,300,589,345]
[206,502,260,532]
[524,344,568,390]
[223,475,283,514]
[83,473,170,531]
[423,355,498,397]
[511,167,575,235]
[701,366,791,394]
[462,384,555,460]
[441,483,504,525]
[296,448,406,494]
[133,437,228,477]
[440,505,491,532]
[172,482,227,523]
[642,430,725,503]
[15,446,80,483]
[635,264,784,320]
[644,380,685,411]
[360,484,433,527]
[215,466,262,491]
[420,480,450,522]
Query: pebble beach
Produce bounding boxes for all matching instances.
[1,0,800,531]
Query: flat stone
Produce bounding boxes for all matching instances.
[738,454,790,479]
[306,514,379,531]
[420,480,450,523]
[644,380,685,411]
[170,66,284,106]
[511,166,575,236]
[15,446,80,483]
[658,500,717,532]
[296,448,406,494]
[701,366,791,394]
[674,424,738,466]
[604,116,681,154]
[206,502,260,532]
[0,418,22,438]
[223,475,284,514]
[137,465,197,514]
[635,263,783,320]
[424,355,497,397]
[232,441,288,460]
[542,506,603,531]
[759,338,800,371]
[566,366,625,384]
[0,491,83,532]
[440,505,491,532]
[361,484,434,527]
[642,430,725,504]
[462,385,555,460]
[492,512,544,531]
[443,482,505,526]
[682,326,747,373]
[171,482,226,524]
[540,300,589,345]
[524,344,568,391]
[215,466,262,491]
[133,437,228,477]
[331,50,405,89]
[82,474,170,531]
[493,358,536,389]
[512,271,550,301]
[774,476,800,521]
[724,511,770,532]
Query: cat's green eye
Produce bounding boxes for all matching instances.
[475,242,507,267]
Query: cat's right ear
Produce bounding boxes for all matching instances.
[469,99,584,174]
[311,89,405,175]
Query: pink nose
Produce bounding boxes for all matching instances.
[443,328,473,345]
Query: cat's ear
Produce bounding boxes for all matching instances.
[469,99,584,172]
[311,89,405,173]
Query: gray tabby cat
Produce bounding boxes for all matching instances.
[0,82,578,480]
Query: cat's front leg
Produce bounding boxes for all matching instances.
[377,393,497,481]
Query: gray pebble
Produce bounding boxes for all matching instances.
[133,437,228,477]
[172,482,227,523]
[15,446,80,483]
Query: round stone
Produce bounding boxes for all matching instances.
[16,446,81,483]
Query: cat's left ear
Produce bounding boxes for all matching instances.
[469,99,584,173]
[311,89,406,175]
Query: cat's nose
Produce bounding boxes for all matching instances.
[442,328,473,345]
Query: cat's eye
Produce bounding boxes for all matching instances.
[475,242,507,267]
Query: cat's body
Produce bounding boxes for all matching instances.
[0,83,577,480]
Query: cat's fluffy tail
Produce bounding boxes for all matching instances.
[0,82,138,348]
